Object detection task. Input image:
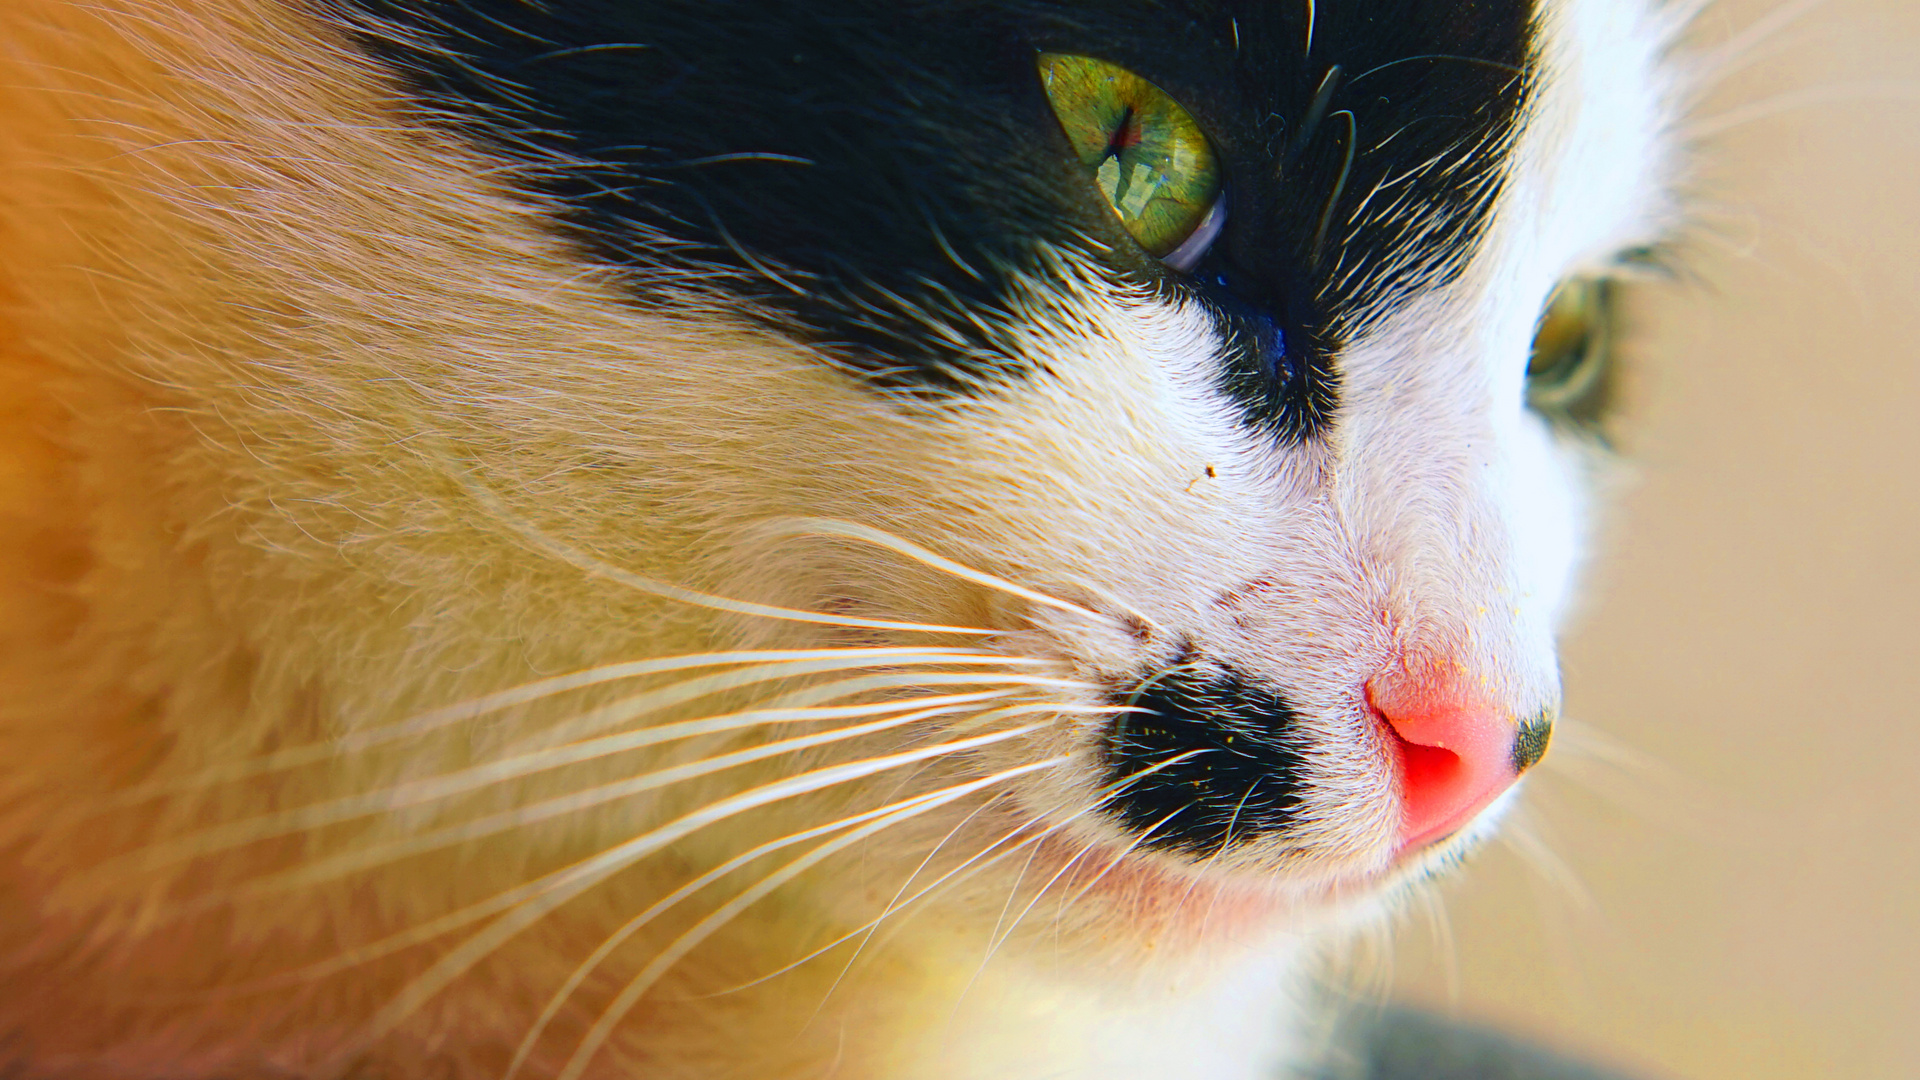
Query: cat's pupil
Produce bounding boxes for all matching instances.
[1104,107,1141,156]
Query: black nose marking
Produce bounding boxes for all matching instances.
[1102,664,1306,857]
[1511,713,1554,773]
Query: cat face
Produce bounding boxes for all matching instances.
[295,0,1689,936]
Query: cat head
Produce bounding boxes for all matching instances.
[92,0,1689,962]
[341,0,1681,898]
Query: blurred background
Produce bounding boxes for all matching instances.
[1386,1,1920,1077]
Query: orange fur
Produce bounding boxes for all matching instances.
[0,1,896,1072]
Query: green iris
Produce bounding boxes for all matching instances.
[1038,53,1222,259]
[1526,277,1616,426]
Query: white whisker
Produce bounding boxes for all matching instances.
[799,795,1012,1025]
[118,692,1020,879]
[755,517,1105,622]
[549,754,1067,1080]
[952,800,1190,1022]
[1497,812,1592,911]
[107,647,1004,801]
[179,694,1022,903]
[503,757,1068,1080]
[709,748,1206,1004]
[505,658,1066,752]
[341,721,1052,1055]
[451,469,997,635]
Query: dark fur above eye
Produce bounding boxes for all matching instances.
[341,0,1536,439]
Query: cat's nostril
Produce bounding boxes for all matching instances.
[1101,664,1305,857]
[1366,667,1548,850]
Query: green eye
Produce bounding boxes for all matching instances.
[1526,277,1617,426]
[1038,53,1223,264]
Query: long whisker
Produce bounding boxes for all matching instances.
[503,756,1070,1080]
[875,750,1205,971]
[451,468,996,635]
[797,795,1011,1025]
[1031,802,1189,937]
[791,704,1133,1015]
[237,700,1094,907]
[513,668,1091,753]
[166,694,1023,904]
[108,648,1028,801]
[950,801,1189,1023]
[708,747,1203,1004]
[1166,781,1261,935]
[549,754,1068,1080]
[206,706,1077,997]
[753,517,1104,622]
[501,802,943,1080]
[341,721,1052,1055]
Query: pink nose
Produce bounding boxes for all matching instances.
[1366,664,1524,850]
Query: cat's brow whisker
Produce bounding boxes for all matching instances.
[140,692,1023,894]
[753,517,1105,622]
[105,648,1030,801]
[332,721,1053,1057]
[549,755,1069,1080]
[452,467,996,635]
[502,758,1068,1080]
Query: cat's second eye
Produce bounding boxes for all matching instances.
[1038,53,1224,272]
[1527,277,1617,426]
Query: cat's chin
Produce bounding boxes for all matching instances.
[991,796,1512,963]
[997,834,1383,954]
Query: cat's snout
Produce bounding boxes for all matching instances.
[1366,662,1554,850]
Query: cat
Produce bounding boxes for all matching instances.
[0,0,1690,1077]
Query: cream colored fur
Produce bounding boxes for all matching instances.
[0,0,1689,1077]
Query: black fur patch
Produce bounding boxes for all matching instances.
[1102,663,1306,855]
[334,0,1534,441]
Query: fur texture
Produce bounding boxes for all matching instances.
[0,1,1689,1077]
